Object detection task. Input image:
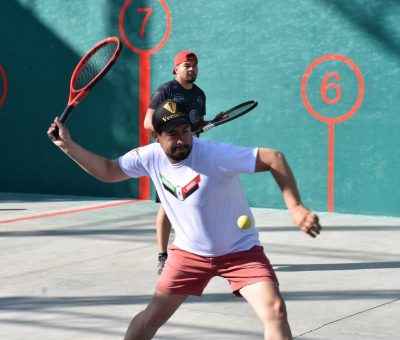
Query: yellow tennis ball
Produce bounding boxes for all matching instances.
[237,215,251,229]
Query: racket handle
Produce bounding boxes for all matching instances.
[195,122,215,135]
[59,105,74,124]
[195,112,226,134]
[48,105,74,141]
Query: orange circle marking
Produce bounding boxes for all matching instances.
[0,65,8,107]
[301,54,364,124]
[119,0,172,55]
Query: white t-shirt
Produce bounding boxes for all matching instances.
[119,137,261,256]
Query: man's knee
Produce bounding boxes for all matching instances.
[260,297,288,324]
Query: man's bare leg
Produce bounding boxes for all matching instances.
[240,281,292,340]
[156,204,172,274]
[156,204,172,253]
[124,290,187,340]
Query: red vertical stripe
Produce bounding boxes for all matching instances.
[328,123,335,212]
[138,53,151,199]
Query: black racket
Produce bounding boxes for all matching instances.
[48,36,122,141]
[195,100,258,135]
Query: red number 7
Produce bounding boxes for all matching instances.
[137,8,153,37]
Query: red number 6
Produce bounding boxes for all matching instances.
[321,72,341,105]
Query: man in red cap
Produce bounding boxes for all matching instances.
[144,50,207,275]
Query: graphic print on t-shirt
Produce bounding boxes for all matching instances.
[170,92,204,129]
[160,173,201,201]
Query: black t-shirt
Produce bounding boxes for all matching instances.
[149,79,206,131]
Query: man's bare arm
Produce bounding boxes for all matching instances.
[47,117,130,183]
[256,148,321,237]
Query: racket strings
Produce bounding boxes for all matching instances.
[74,42,118,90]
[223,102,257,120]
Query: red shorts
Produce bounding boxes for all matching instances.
[156,245,278,297]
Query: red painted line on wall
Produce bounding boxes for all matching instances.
[138,53,151,200]
[119,0,172,201]
[327,123,335,212]
[0,199,142,225]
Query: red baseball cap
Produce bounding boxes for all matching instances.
[172,50,198,74]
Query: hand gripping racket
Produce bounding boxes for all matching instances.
[195,100,258,135]
[48,36,122,141]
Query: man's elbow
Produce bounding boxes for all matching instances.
[256,148,285,172]
[271,149,285,163]
[97,161,127,183]
[144,109,155,131]
[100,176,120,183]
[144,119,155,131]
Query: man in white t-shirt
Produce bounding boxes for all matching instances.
[47,99,321,340]
[143,50,207,274]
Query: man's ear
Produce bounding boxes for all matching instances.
[152,130,160,142]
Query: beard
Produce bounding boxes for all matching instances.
[168,144,192,162]
[186,74,197,83]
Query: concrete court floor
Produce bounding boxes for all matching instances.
[0,193,399,339]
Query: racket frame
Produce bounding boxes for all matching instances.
[49,36,122,140]
[60,36,122,123]
[196,99,258,134]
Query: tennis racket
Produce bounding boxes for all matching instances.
[195,100,258,135]
[48,36,122,141]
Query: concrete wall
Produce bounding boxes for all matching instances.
[1,0,399,217]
